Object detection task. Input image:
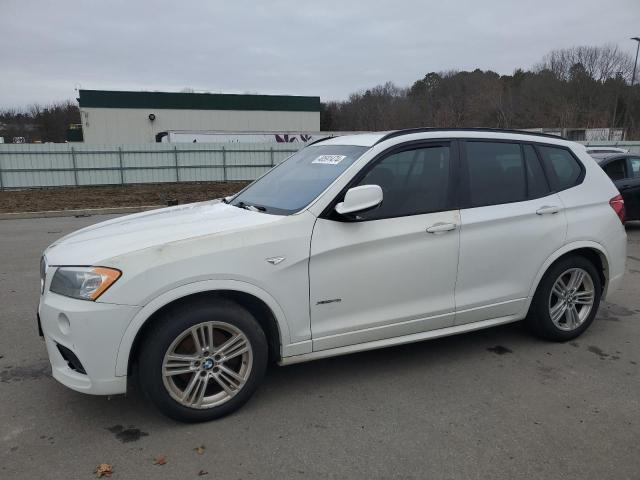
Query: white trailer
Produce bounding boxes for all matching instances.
[156,130,327,144]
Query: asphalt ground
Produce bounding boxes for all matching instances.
[1,215,639,480]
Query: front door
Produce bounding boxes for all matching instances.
[309,142,460,351]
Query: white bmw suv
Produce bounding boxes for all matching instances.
[38,129,627,422]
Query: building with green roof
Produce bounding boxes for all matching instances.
[78,90,321,144]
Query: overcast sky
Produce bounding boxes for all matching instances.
[2,0,639,108]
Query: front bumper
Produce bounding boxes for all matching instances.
[38,291,140,395]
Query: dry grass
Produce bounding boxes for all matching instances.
[0,182,250,213]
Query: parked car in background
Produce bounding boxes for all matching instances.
[38,128,627,422]
[595,153,640,221]
[586,146,628,155]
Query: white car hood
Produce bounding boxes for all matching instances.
[44,200,282,265]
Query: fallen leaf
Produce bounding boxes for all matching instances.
[198,470,209,476]
[194,445,205,455]
[95,463,113,478]
[153,455,167,465]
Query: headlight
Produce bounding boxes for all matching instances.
[49,267,121,301]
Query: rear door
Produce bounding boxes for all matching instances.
[455,141,567,325]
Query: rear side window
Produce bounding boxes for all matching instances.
[603,159,627,180]
[537,146,583,191]
[466,142,526,207]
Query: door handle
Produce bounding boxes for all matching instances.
[426,222,457,234]
[536,205,560,215]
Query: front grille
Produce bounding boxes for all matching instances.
[56,344,87,374]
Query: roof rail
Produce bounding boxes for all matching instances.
[374,128,565,145]
[305,135,337,147]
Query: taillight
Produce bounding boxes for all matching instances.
[609,194,625,224]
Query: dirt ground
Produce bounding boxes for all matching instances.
[0,182,250,213]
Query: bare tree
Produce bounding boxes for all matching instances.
[0,101,80,143]
[537,44,634,82]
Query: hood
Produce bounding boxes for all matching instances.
[44,200,282,265]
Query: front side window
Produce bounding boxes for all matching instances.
[466,141,526,207]
[603,159,627,181]
[353,144,451,220]
[231,144,368,215]
[537,145,583,190]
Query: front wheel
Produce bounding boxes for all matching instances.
[527,256,602,341]
[138,299,268,422]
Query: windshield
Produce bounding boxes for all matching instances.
[230,144,368,215]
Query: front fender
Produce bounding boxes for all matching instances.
[114,279,294,377]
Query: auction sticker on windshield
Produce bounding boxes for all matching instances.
[312,155,346,165]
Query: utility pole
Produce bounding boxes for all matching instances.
[612,71,623,129]
[631,37,640,88]
[626,37,640,139]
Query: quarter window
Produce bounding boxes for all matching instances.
[354,145,451,220]
[466,142,527,207]
[537,146,583,190]
[630,157,640,178]
[603,159,627,181]
[523,144,551,198]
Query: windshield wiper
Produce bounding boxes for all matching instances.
[233,201,266,212]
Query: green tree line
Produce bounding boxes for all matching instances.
[322,44,640,138]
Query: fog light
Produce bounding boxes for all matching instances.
[57,313,70,334]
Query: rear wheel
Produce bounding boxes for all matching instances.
[138,299,268,422]
[527,256,601,341]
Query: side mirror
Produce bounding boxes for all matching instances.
[335,184,383,216]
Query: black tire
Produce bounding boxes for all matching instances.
[527,255,602,341]
[138,298,268,422]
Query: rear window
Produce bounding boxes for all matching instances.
[537,146,583,191]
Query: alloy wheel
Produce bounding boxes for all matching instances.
[161,321,253,409]
[548,268,595,331]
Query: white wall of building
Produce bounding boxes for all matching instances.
[80,108,320,144]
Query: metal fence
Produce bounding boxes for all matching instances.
[0,143,302,190]
[1,140,640,190]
